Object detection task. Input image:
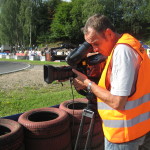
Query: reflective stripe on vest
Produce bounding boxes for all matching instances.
[103,112,150,128]
[98,93,150,110]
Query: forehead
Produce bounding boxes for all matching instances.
[84,28,100,43]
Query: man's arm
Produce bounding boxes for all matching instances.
[73,69,127,110]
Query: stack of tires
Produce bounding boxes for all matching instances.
[0,118,24,150]
[59,98,104,150]
[1,99,104,150]
[18,107,72,150]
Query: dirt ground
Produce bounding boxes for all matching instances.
[0,65,48,90]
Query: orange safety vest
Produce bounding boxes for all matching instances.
[97,33,150,143]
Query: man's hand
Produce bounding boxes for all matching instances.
[73,78,86,90]
[87,52,99,57]
[72,69,91,87]
[72,69,127,110]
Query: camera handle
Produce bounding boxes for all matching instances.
[74,91,95,150]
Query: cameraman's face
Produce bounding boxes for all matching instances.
[84,27,116,56]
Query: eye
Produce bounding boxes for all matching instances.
[93,43,99,47]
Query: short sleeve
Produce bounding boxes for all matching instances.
[110,44,139,96]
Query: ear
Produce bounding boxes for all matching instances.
[105,28,114,39]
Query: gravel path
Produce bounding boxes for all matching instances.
[0,65,48,90]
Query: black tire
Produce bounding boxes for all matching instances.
[59,98,88,122]
[0,118,24,150]
[18,107,72,150]
[71,115,103,138]
[17,144,25,150]
[18,107,70,138]
[25,128,72,150]
[74,132,104,150]
[59,98,104,150]
[71,115,104,150]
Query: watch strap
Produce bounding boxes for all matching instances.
[87,82,93,93]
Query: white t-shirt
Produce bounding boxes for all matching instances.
[110,44,140,96]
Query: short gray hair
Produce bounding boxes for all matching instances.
[83,14,115,34]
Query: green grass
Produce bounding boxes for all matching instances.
[0,81,83,117]
[0,58,67,66]
[0,58,83,117]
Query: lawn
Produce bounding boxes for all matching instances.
[0,59,84,117]
[0,58,68,66]
[0,81,83,117]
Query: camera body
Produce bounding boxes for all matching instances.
[44,42,107,84]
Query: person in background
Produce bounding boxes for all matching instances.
[72,14,150,150]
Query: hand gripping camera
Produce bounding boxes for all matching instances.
[43,42,107,84]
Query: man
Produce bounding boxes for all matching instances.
[72,14,150,150]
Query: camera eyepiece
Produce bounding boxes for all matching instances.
[66,42,92,66]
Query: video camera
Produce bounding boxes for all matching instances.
[44,42,107,84]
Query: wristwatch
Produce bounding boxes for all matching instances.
[87,82,93,93]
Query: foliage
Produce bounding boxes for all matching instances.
[36,0,61,44]
[0,0,21,45]
[82,0,105,24]
[50,2,73,42]
[0,0,61,47]
[69,0,85,43]
[0,0,150,47]
[120,0,150,36]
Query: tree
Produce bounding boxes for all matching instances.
[19,0,32,47]
[50,2,73,42]
[36,0,61,44]
[69,0,85,43]
[110,0,149,40]
[50,0,105,44]
[82,0,105,24]
[0,0,21,47]
[0,0,149,47]
[19,0,44,47]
